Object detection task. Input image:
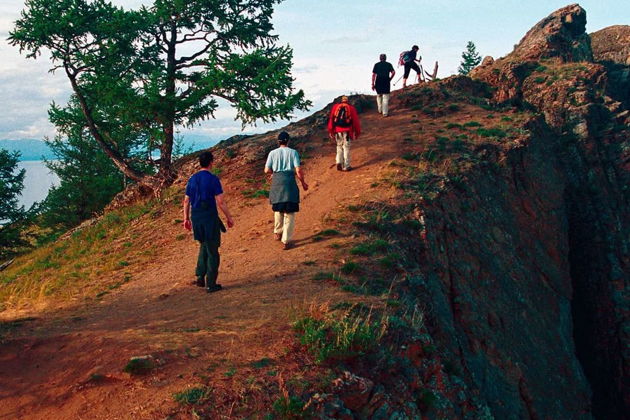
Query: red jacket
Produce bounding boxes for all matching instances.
[327,102,361,139]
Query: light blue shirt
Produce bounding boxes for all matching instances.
[265,146,300,172]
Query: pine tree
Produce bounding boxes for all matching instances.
[458,41,482,75]
[0,149,27,258]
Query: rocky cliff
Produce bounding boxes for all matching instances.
[415,5,629,419]
[311,5,628,420]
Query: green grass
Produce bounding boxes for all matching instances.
[270,395,307,418]
[242,189,269,199]
[463,121,482,128]
[173,387,210,405]
[0,200,157,308]
[476,127,507,138]
[350,239,390,256]
[250,358,274,369]
[340,261,359,275]
[292,310,386,363]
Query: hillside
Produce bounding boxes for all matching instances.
[1,4,628,419]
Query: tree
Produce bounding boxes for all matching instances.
[38,102,147,232]
[0,149,27,259]
[458,41,482,75]
[9,0,310,186]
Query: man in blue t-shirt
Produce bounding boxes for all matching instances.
[183,151,234,293]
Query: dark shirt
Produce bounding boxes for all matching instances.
[186,170,223,211]
[372,61,395,94]
[405,50,418,62]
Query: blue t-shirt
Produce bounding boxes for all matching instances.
[185,170,223,210]
[265,147,300,172]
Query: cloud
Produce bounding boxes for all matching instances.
[322,36,370,45]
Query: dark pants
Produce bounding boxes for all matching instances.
[196,241,220,287]
[404,61,421,78]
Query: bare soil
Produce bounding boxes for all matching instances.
[0,89,478,419]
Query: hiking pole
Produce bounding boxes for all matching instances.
[392,75,403,86]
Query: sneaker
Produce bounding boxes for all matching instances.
[282,241,292,250]
[336,163,342,171]
[195,277,205,287]
[206,284,222,293]
[274,233,282,241]
[343,166,353,172]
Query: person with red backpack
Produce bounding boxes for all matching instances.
[399,45,422,88]
[327,95,361,172]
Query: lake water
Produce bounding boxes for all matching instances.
[17,161,59,210]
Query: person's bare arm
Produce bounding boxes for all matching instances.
[264,166,272,174]
[371,73,376,91]
[296,166,308,191]
[390,69,396,80]
[183,195,192,231]
[215,193,234,228]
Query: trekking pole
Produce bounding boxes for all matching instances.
[392,75,403,86]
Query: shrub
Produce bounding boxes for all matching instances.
[293,311,386,363]
[173,387,210,405]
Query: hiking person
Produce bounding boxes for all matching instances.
[327,95,361,172]
[400,45,422,88]
[372,53,396,117]
[183,151,234,293]
[264,131,308,250]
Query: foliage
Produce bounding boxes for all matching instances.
[37,119,147,233]
[173,387,210,405]
[458,41,482,75]
[0,201,155,307]
[123,356,155,375]
[9,0,311,182]
[293,309,386,363]
[0,149,28,259]
[269,395,306,419]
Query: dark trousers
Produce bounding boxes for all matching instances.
[196,241,220,287]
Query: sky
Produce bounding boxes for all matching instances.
[0,0,628,142]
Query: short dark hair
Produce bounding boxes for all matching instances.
[198,151,214,168]
[412,45,419,51]
[379,53,386,61]
[278,131,290,145]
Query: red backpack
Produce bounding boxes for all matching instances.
[333,103,352,128]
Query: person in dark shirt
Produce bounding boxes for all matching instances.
[402,45,422,88]
[183,151,234,293]
[372,53,396,117]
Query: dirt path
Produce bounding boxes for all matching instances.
[0,95,421,419]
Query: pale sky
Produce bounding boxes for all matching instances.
[0,0,628,142]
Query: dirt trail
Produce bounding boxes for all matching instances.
[0,94,421,419]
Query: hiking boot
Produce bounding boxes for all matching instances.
[195,277,205,287]
[336,163,342,171]
[274,233,282,241]
[206,284,222,293]
[343,166,353,172]
[282,241,292,250]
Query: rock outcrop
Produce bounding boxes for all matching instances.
[510,3,592,62]
[591,25,630,66]
[426,5,630,419]
[590,25,630,109]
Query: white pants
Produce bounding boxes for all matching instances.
[274,211,295,244]
[376,94,390,116]
[335,131,351,169]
